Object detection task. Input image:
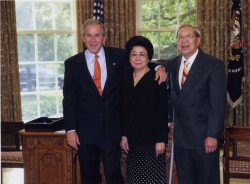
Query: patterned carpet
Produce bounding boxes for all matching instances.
[2,150,250,184]
[2,142,250,184]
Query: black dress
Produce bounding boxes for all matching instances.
[123,69,169,184]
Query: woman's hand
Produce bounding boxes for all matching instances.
[155,142,165,157]
[120,136,129,153]
[169,122,174,134]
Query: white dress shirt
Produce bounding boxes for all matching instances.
[178,49,199,89]
[85,47,107,90]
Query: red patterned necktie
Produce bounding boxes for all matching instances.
[93,55,102,95]
[181,60,189,88]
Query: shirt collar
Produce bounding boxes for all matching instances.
[85,47,105,63]
[181,49,199,65]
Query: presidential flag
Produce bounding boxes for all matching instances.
[227,0,244,109]
[93,0,104,23]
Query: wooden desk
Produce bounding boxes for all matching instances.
[19,130,80,184]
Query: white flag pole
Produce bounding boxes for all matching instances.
[168,109,174,184]
[168,133,174,184]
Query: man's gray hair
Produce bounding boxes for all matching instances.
[176,24,201,38]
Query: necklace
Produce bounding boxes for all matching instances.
[133,68,150,86]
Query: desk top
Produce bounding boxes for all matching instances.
[19,129,66,136]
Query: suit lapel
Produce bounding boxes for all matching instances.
[76,47,121,97]
[77,51,101,96]
[174,57,182,94]
[77,52,91,79]
[175,52,203,111]
[102,47,118,95]
[102,51,110,94]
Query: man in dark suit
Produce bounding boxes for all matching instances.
[63,19,167,184]
[167,24,227,184]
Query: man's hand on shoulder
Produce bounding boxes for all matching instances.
[155,66,168,85]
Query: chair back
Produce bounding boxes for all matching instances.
[1,121,24,151]
[223,126,250,184]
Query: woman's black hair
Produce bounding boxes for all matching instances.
[125,36,154,61]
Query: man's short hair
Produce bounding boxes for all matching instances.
[81,19,105,36]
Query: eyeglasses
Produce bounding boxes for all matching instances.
[177,34,197,42]
[130,53,148,59]
[84,33,103,39]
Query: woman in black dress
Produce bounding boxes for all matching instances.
[121,36,169,184]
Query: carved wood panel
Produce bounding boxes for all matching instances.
[19,131,77,184]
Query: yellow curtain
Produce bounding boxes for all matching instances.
[1,1,22,121]
[81,0,136,49]
[197,0,250,126]
[76,0,84,52]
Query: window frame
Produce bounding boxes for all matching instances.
[16,0,78,122]
[135,0,197,60]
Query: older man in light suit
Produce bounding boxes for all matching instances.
[168,24,227,184]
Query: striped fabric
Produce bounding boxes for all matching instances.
[181,61,189,88]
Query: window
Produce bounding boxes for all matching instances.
[136,0,197,60]
[16,0,77,122]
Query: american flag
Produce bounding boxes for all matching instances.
[93,0,104,23]
[227,0,244,108]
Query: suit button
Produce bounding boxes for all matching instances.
[99,113,103,117]
[132,101,136,104]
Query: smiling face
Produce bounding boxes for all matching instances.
[129,46,149,71]
[177,26,200,59]
[82,24,106,55]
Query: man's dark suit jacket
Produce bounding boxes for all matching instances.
[167,50,227,153]
[63,46,126,151]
